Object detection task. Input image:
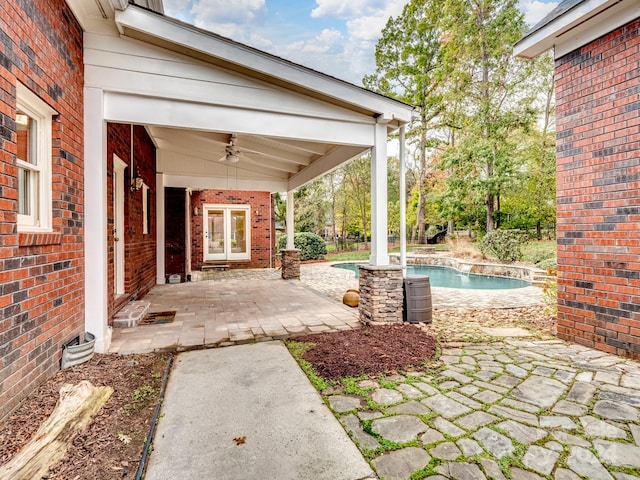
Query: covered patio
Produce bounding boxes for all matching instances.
[109,270,360,354]
[71,1,414,353]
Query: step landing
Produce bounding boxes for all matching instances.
[113,300,151,328]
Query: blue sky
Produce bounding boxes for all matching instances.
[164,0,559,85]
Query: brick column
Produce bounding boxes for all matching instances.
[281,249,301,280]
[358,265,403,324]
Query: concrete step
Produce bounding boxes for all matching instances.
[113,300,150,328]
[201,264,230,272]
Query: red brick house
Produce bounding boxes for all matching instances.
[515,0,640,357]
[0,0,412,418]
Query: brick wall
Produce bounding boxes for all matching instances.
[0,0,84,419]
[106,123,157,320]
[191,190,275,269]
[555,18,640,357]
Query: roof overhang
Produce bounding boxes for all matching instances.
[69,1,416,193]
[514,0,640,59]
[113,6,413,127]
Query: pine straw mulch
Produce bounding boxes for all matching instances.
[294,323,438,381]
[0,353,171,480]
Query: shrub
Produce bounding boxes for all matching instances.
[536,257,557,271]
[277,232,327,261]
[479,230,526,262]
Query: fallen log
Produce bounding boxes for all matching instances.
[0,380,113,480]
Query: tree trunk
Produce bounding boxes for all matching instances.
[0,381,113,480]
[486,192,495,232]
[413,109,428,244]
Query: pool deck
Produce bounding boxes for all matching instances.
[109,262,543,354]
[301,262,543,309]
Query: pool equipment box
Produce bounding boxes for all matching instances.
[403,276,433,324]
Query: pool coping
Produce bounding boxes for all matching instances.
[388,253,548,283]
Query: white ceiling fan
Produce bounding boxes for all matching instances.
[219,133,242,163]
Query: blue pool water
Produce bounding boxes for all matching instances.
[332,263,530,290]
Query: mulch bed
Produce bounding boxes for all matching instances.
[295,324,438,381]
[0,353,171,480]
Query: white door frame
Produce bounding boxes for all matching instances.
[113,154,127,296]
[203,204,251,261]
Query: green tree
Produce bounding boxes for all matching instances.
[439,0,537,232]
[342,156,371,246]
[364,0,449,243]
[293,181,328,234]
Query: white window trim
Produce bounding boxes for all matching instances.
[16,82,57,232]
[142,182,149,235]
[203,204,251,261]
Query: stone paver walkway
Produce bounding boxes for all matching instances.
[320,338,640,480]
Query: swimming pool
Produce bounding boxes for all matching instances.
[332,263,530,290]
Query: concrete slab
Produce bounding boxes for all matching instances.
[145,342,374,480]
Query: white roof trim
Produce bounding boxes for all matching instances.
[114,6,413,123]
[514,0,639,59]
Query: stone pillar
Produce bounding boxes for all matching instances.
[281,249,301,280]
[358,265,403,325]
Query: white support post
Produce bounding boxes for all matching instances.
[399,125,407,277]
[84,87,110,353]
[156,173,166,284]
[286,190,295,250]
[369,122,389,266]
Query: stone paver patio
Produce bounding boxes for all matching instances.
[110,263,544,354]
[321,338,640,480]
[109,269,359,354]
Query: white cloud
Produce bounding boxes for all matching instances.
[311,0,389,19]
[180,0,267,40]
[518,0,558,26]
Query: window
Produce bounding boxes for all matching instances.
[16,83,56,231]
[203,205,250,261]
[142,183,150,235]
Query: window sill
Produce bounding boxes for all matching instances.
[19,231,63,247]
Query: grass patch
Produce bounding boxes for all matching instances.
[284,340,330,391]
[409,458,445,479]
[325,250,370,262]
[521,240,556,264]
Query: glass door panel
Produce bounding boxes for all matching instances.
[230,210,247,256]
[205,209,225,260]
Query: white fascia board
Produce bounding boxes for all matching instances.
[114,7,413,123]
[163,173,286,193]
[514,0,639,59]
[288,145,368,191]
[103,92,375,146]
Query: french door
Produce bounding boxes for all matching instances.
[203,205,250,261]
